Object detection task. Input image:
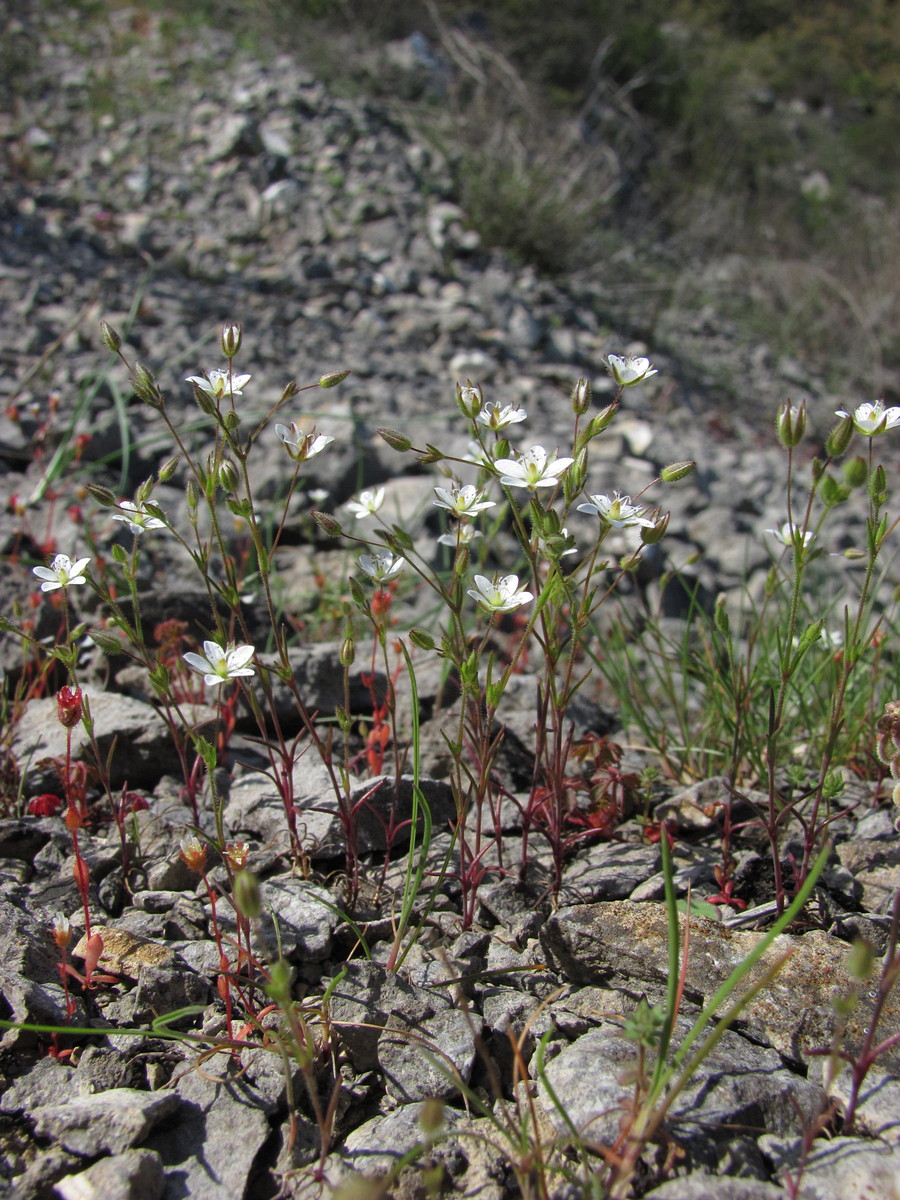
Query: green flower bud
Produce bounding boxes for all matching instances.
[340,636,356,667]
[846,938,875,981]
[186,479,199,510]
[223,410,241,434]
[157,455,180,483]
[869,464,887,506]
[281,379,299,402]
[86,483,117,506]
[661,460,697,484]
[571,377,592,416]
[218,460,240,493]
[220,322,242,358]
[409,628,435,652]
[319,369,351,388]
[775,399,807,449]
[379,428,412,453]
[88,628,124,655]
[842,455,868,489]
[825,415,854,458]
[233,871,262,919]
[456,380,483,418]
[135,475,154,503]
[641,511,669,544]
[99,320,121,353]
[267,958,293,1005]
[313,510,342,537]
[133,362,163,409]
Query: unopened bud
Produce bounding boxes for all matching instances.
[571,377,592,416]
[661,460,697,484]
[842,456,868,489]
[776,399,807,449]
[409,628,435,652]
[99,321,121,353]
[825,415,854,458]
[186,480,199,510]
[456,381,483,418]
[132,362,163,409]
[218,460,240,493]
[88,628,124,655]
[379,428,412,453]
[319,369,351,389]
[233,870,262,919]
[158,455,179,483]
[220,323,242,358]
[267,957,293,1004]
[52,913,72,949]
[641,511,669,544]
[313,510,342,537]
[846,938,875,981]
[56,685,83,728]
[340,636,356,667]
[86,483,117,506]
[179,833,207,874]
[869,464,887,506]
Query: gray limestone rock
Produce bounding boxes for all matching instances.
[31,1088,179,1157]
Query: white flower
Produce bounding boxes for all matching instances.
[835,400,900,436]
[767,522,813,548]
[462,440,493,467]
[111,500,166,533]
[476,402,527,431]
[345,488,385,519]
[433,483,496,519]
[577,491,654,529]
[32,553,91,591]
[457,383,484,417]
[275,422,334,462]
[493,445,574,490]
[606,354,658,387]
[437,524,483,548]
[185,369,251,400]
[467,573,534,613]
[183,640,256,687]
[358,549,406,583]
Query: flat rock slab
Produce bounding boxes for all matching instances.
[143,1060,274,1200]
[541,900,900,1073]
[31,1088,179,1157]
[14,693,182,789]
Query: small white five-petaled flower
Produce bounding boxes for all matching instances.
[835,400,900,436]
[767,522,814,548]
[468,573,534,613]
[358,549,406,583]
[345,488,385,519]
[606,354,658,387]
[476,402,527,431]
[433,483,496,519]
[275,423,334,462]
[493,445,574,490]
[33,553,91,592]
[577,491,655,529]
[185,369,252,400]
[437,523,483,548]
[183,640,256,687]
[111,501,166,533]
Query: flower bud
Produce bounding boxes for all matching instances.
[660,460,697,484]
[641,511,669,544]
[233,870,262,919]
[220,323,242,358]
[825,415,854,458]
[313,510,342,537]
[157,455,180,483]
[842,455,868,489]
[88,628,124,655]
[869,464,887,506]
[319,369,351,389]
[218,460,240,493]
[281,379,299,402]
[340,636,356,667]
[99,320,121,353]
[57,685,83,728]
[223,410,241,434]
[456,381,483,418]
[186,480,199,510]
[571,377,592,416]
[409,628,435,652]
[776,399,807,449]
[86,483,117,506]
[52,913,72,949]
[587,403,618,437]
[179,833,207,873]
[132,362,164,409]
[846,938,875,982]
[267,957,293,1004]
[379,428,413,453]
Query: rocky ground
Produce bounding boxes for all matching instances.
[2,5,900,1200]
